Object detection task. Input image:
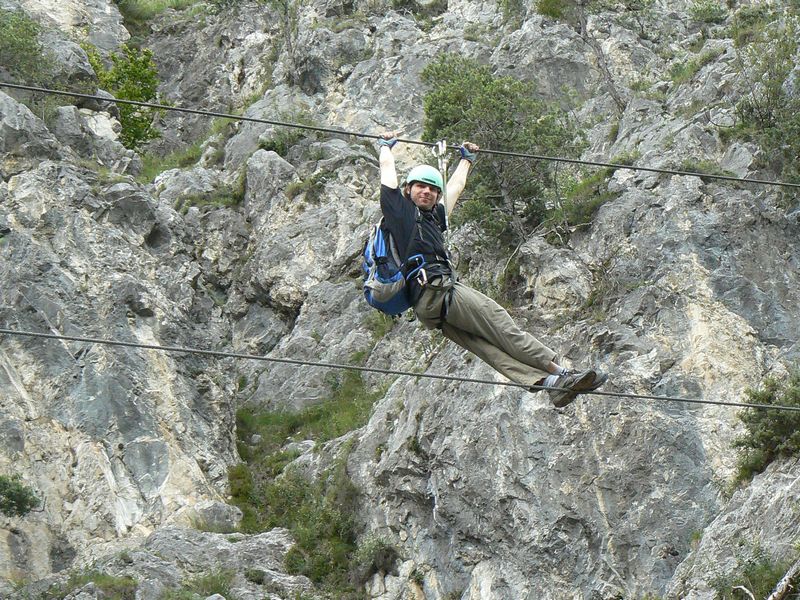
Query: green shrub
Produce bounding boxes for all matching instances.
[86,44,162,150]
[232,454,362,596]
[258,111,320,157]
[350,536,400,585]
[421,53,583,247]
[0,8,61,117]
[116,0,197,21]
[0,474,39,517]
[732,370,800,482]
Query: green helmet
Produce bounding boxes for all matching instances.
[405,165,443,193]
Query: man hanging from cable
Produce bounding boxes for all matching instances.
[377,131,608,407]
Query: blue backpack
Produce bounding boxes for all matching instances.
[362,218,418,316]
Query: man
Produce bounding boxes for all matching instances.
[377,132,607,407]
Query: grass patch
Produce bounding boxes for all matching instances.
[677,158,737,183]
[669,47,725,84]
[138,143,204,182]
[727,5,772,47]
[174,170,246,213]
[285,171,332,204]
[138,117,234,182]
[162,569,237,600]
[235,370,384,464]
[115,0,199,43]
[364,312,395,342]
[48,571,138,600]
[391,0,448,28]
[259,110,319,157]
[711,547,796,599]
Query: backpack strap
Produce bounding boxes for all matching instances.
[401,208,430,279]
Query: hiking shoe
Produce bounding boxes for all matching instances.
[547,370,598,408]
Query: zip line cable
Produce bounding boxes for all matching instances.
[2,328,798,413]
[2,81,800,190]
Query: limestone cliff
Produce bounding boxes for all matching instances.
[1,0,799,598]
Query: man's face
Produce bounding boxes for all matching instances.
[406,181,441,210]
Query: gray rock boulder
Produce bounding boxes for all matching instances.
[0,91,60,177]
[49,105,138,173]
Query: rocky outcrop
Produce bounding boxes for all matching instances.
[14,0,128,51]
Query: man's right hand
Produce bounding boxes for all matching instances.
[378,131,400,188]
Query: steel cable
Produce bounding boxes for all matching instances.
[1,81,799,190]
[1,328,798,413]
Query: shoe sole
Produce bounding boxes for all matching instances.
[551,371,596,408]
[583,372,608,392]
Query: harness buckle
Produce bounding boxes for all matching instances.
[415,268,428,288]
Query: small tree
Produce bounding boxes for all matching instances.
[421,54,582,247]
[0,8,55,84]
[86,44,162,150]
[733,370,800,482]
[0,474,40,517]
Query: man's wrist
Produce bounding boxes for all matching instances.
[378,137,398,148]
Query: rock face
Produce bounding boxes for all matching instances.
[1,0,800,598]
[14,0,129,51]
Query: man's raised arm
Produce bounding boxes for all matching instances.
[378,132,400,189]
[445,142,479,216]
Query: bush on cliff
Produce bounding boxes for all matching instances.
[733,369,800,482]
[86,44,162,150]
[0,474,39,517]
[421,53,584,247]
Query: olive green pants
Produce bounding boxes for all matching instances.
[414,276,556,387]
